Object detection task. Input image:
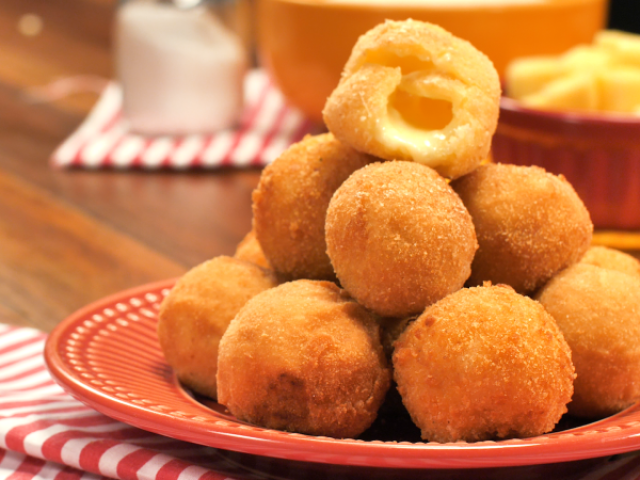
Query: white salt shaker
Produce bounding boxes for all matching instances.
[115,0,248,135]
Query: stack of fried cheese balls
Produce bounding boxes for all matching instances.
[157,18,640,444]
[157,257,278,399]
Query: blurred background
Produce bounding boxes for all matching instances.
[0,0,636,121]
[1,0,640,332]
[608,0,640,33]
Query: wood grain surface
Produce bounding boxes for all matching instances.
[0,0,260,332]
[1,0,638,333]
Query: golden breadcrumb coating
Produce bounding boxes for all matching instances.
[217,280,391,438]
[252,133,374,281]
[536,263,640,418]
[580,246,640,279]
[157,256,278,399]
[394,284,575,443]
[379,316,415,362]
[234,228,270,269]
[323,19,500,179]
[325,161,477,318]
[451,163,593,293]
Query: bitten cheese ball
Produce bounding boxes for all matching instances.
[217,280,391,438]
[157,256,278,399]
[325,161,477,318]
[323,19,500,179]
[451,163,593,293]
[252,133,374,281]
[394,285,575,443]
[536,263,640,418]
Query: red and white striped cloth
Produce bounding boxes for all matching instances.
[0,324,255,480]
[50,70,316,169]
[5,323,640,480]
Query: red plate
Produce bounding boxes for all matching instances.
[44,279,640,470]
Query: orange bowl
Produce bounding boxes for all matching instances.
[256,0,608,123]
[492,97,640,230]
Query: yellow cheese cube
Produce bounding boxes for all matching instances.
[560,44,611,71]
[506,30,640,114]
[599,67,640,113]
[594,30,640,67]
[506,56,564,99]
[521,73,599,112]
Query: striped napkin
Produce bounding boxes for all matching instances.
[0,324,259,480]
[5,323,640,480]
[50,70,316,169]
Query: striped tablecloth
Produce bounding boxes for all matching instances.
[50,70,316,169]
[0,324,255,480]
[4,323,640,480]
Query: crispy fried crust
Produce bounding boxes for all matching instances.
[252,133,374,281]
[536,263,640,418]
[234,228,270,269]
[323,19,500,179]
[379,316,415,363]
[579,246,640,279]
[217,280,391,438]
[325,161,477,318]
[157,256,278,399]
[451,163,593,293]
[394,285,575,443]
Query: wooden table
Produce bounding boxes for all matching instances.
[3,0,640,335]
[0,0,261,333]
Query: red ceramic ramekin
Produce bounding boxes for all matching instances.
[492,97,640,230]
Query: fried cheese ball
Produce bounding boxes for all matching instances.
[157,256,278,399]
[579,246,640,279]
[394,285,575,443]
[536,263,640,418]
[217,280,391,438]
[325,161,477,318]
[323,19,500,180]
[234,228,270,269]
[252,133,374,281]
[451,163,593,294]
[379,316,414,362]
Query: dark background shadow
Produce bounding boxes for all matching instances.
[608,0,640,33]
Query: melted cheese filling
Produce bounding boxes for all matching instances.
[381,75,455,163]
[359,50,459,164]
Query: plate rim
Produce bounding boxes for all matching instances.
[44,279,640,470]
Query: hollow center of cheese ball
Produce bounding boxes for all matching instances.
[362,50,433,75]
[388,89,453,131]
[355,50,463,167]
[381,74,456,164]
